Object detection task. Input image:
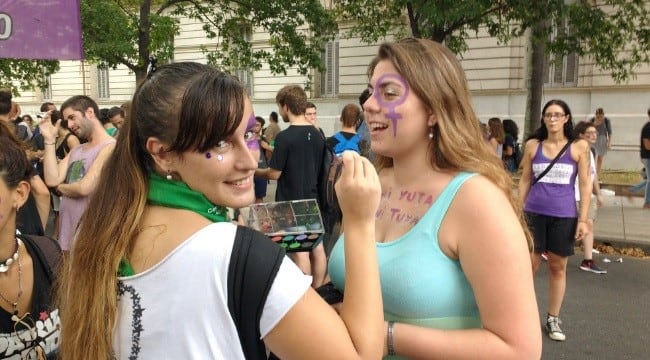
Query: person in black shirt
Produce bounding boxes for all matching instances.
[255,85,327,287]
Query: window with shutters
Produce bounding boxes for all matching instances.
[320,40,339,97]
[97,66,110,99]
[41,74,52,100]
[544,19,578,87]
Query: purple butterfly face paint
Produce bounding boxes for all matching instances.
[246,113,259,151]
[373,73,410,136]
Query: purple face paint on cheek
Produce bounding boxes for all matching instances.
[246,113,260,151]
[373,74,410,136]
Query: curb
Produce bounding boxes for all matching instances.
[594,236,650,255]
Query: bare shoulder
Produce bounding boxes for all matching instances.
[523,138,540,151]
[572,138,589,151]
[440,174,518,257]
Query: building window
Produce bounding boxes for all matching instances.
[41,74,52,100]
[232,27,253,97]
[235,68,253,97]
[320,39,339,97]
[97,66,110,99]
[544,19,578,87]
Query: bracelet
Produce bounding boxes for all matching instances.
[578,219,588,224]
[44,142,55,146]
[387,321,395,356]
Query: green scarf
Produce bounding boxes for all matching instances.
[117,172,230,276]
[147,172,229,223]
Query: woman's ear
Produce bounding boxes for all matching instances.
[13,180,30,210]
[427,112,436,127]
[145,137,175,172]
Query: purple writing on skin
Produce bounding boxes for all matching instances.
[246,113,259,151]
[373,73,410,136]
[375,207,420,225]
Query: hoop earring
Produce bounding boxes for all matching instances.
[166,170,173,181]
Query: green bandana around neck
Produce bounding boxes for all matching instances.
[118,173,230,277]
[147,172,230,223]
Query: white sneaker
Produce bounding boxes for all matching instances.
[545,316,566,341]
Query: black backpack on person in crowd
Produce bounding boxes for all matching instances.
[316,140,343,235]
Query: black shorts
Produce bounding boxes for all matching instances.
[254,177,268,199]
[525,211,577,257]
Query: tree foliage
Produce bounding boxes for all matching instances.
[0,60,59,96]
[81,0,338,83]
[336,0,650,136]
[336,0,650,82]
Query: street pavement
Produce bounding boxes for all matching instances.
[535,254,650,359]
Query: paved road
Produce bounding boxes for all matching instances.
[535,253,650,359]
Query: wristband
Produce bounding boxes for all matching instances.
[387,321,395,356]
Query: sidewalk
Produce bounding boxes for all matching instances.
[593,194,650,251]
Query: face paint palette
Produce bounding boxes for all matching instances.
[239,199,324,252]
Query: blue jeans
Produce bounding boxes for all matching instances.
[628,158,650,205]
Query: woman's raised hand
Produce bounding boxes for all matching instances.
[334,151,381,223]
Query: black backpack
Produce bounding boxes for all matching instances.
[316,141,343,235]
[228,226,285,359]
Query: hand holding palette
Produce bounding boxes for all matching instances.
[240,199,324,252]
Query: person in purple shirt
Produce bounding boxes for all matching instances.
[518,99,592,342]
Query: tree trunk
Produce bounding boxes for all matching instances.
[525,19,547,139]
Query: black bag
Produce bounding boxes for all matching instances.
[317,140,343,235]
[227,226,285,359]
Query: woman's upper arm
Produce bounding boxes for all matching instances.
[449,178,541,355]
[263,289,363,359]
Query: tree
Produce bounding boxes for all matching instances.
[335,0,650,136]
[0,59,59,96]
[81,0,338,84]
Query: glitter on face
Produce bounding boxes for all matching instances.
[205,152,212,159]
[373,73,410,136]
[246,113,259,151]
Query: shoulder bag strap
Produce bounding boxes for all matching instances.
[532,141,572,186]
[227,226,285,359]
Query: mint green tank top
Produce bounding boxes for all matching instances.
[328,172,481,353]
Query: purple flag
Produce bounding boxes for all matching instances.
[0,0,83,60]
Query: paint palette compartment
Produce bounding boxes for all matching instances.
[240,199,324,253]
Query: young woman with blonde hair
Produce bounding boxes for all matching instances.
[57,62,384,359]
[328,38,541,359]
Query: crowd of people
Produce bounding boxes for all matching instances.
[0,36,647,358]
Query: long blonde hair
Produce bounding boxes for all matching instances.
[370,38,532,250]
[57,63,246,358]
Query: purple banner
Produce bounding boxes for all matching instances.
[0,0,83,60]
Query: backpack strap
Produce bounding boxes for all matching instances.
[227,226,285,359]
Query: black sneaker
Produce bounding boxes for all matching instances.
[580,259,607,274]
[545,315,566,341]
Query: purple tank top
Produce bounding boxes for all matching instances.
[524,142,578,218]
[59,139,115,250]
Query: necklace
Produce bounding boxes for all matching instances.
[0,240,23,319]
[0,237,20,273]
